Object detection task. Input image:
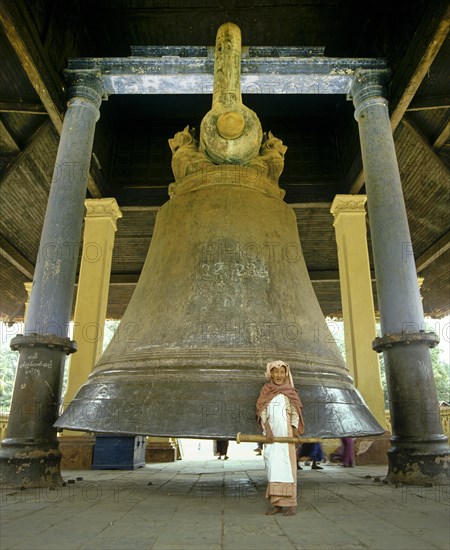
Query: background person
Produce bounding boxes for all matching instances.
[213,439,229,460]
[298,442,325,470]
[341,437,355,467]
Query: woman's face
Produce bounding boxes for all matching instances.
[270,366,287,385]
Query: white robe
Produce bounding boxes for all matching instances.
[261,393,299,483]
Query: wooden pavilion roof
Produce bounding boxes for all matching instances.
[0,1,449,322]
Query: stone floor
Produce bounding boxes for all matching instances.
[1,455,449,550]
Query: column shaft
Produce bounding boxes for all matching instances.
[65,199,122,405]
[0,71,103,488]
[352,70,449,484]
[331,195,386,427]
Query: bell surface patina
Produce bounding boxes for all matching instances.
[56,23,383,439]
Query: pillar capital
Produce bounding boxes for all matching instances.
[84,198,122,228]
[64,69,105,114]
[330,194,367,219]
[24,281,33,297]
[351,69,390,120]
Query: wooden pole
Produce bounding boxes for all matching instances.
[236,432,319,444]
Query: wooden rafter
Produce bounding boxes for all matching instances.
[0,118,20,153]
[389,4,450,131]
[0,119,52,186]
[416,231,450,272]
[347,2,450,194]
[407,94,450,111]
[0,2,63,132]
[401,116,450,179]
[0,100,47,115]
[0,1,102,198]
[0,234,34,279]
[433,120,450,150]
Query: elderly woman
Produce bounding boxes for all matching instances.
[256,360,304,517]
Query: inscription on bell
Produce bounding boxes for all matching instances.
[198,240,302,264]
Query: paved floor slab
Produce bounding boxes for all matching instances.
[1,460,448,549]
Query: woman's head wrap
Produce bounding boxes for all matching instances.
[265,360,294,387]
[256,359,304,431]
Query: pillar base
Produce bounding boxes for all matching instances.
[355,432,390,465]
[59,435,95,469]
[0,440,63,488]
[386,440,450,485]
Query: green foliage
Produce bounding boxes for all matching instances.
[430,346,450,403]
[0,320,121,415]
[328,319,450,408]
[0,344,19,414]
[103,320,120,352]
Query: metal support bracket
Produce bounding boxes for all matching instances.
[10,334,77,355]
[372,331,439,352]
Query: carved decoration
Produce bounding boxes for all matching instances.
[248,131,288,183]
[168,126,213,181]
[169,127,287,186]
[84,198,123,224]
[330,195,367,217]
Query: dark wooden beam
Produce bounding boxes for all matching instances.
[110,274,140,285]
[433,120,450,150]
[290,203,332,209]
[310,271,340,283]
[0,1,64,132]
[0,119,52,186]
[347,2,450,194]
[0,100,47,115]
[120,206,160,212]
[407,94,450,112]
[389,3,450,131]
[416,231,450,272]
[0,2,103,199]
[0,119,20,153]
[0,235,34,279]
[401,116,450,179]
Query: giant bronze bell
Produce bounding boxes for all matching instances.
[56,23,383,439]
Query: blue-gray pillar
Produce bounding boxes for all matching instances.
[0,70,103,488]
[351,69,449,485]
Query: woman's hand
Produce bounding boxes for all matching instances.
[292,426,300,439]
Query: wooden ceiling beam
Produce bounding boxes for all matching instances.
[0,2,102,199]
[0,2,63,133]
[416,231,450,272]
[290,203,332,209]
[401,115,450,179]
[407,94,450,111]
[389,2,450,131]
[433,120,450,150]
[347,2,450,194]
[0,119,52,187]
[0,118,20,153]
[0,100,47,115]
[0,235,34,279]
